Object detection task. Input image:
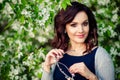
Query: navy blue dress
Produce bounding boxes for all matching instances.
[53,48,98,80]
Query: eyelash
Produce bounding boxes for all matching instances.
[82,21,89,26]
[70,24,77,27]
[70,21,89,27]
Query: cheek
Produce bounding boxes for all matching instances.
[85,26,89,33]
[87,29,89,34]
[66,28,75,36]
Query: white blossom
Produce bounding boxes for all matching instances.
[2,52,7,57]
[11,20,21,31]
[112,8,119,14]
[22,74,27,80]
[0,0,3,3]
[12,0,21,4]
[97,0,110,5]
[36,20,45,26]
[10,58,19,64]
[110,47,118,55]
[0,35,5,40]
[108,26,117,38]
[9,65,20,77]
[27,24,35,38]
[98,25,117,38]
[21,9,28,15]
[32,76,39,80]
[97,8,105,14]
[12,0,17,4]
[116,67,120,73]
[36,36,47,43]
[115,42,120,49]
[4,30,9,35]
[42,8,47,14]
[45,25,53,36]
[29,0,36,2]
[81,0,91,7]
[28,31,35,38]
[111,14,118,22]
[0,36,5,47]
[23,61,30,66]
[2,2,14,15]
[15,40,23,50]
[18,52,23,59]
[118,54,120,58]
[45,0,50,2]
[21,9,31,18]
[28,52,34,60]
[38,49,46,59]
[15,76,19,80]
[18,0,22,4]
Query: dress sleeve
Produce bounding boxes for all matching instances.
[95,47,115,80]
[41,64,56,80]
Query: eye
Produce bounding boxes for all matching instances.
[70,23,77,27]
[82,21,89,26]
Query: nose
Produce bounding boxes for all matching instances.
[77,25,83,33]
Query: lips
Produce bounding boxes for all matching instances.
[76,34,85,38]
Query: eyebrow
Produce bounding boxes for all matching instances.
[70,19,88,24]
[83,19,89,22]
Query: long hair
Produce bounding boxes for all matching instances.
[51,1,98,52]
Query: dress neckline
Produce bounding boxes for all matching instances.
[65,47,98,57]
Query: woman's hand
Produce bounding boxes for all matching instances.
[43,49,64,72]
[69,62,98,80]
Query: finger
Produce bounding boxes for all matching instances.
[53,49,64,58]
[69,65,75,73]
[46,49,64,63]
[47,50,62,62]
[49,52,56,58]
[48,49,59,57]
[69,68,77,74]
[69,63,80,73]
[55,49,64,55]
[58,49,64,54]
[46,52,58,62]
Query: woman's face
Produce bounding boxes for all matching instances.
[66,11,89,44]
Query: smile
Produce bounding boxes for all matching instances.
[76,34,85,38]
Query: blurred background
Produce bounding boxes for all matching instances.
[0,0,120,80]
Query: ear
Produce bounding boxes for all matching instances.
[64,30,66,33]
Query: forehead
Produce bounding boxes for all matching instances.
[72,11,88,23]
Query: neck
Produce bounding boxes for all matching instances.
[69,42,86,51]
[67,43,87,56]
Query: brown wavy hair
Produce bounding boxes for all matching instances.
[51,1,98,52]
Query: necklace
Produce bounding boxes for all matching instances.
[66,50,85,56]
[56,60,75,80]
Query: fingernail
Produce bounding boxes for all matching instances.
[72,74,75,77]
[54,58,57,62]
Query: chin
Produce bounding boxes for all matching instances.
[76,39,86,43]
[75,40,85,44]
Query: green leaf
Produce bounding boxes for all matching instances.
[61,1,67,10]
[21,0,27,5]
[66,0,71,5]
[106,30,111,36]
[20,15,25,24]
[4,19,14,30]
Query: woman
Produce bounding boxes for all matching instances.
[41,1,114,80]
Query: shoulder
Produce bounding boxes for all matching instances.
[95,46,111,59]
[95,46,114,68]
[95,46,113,67]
